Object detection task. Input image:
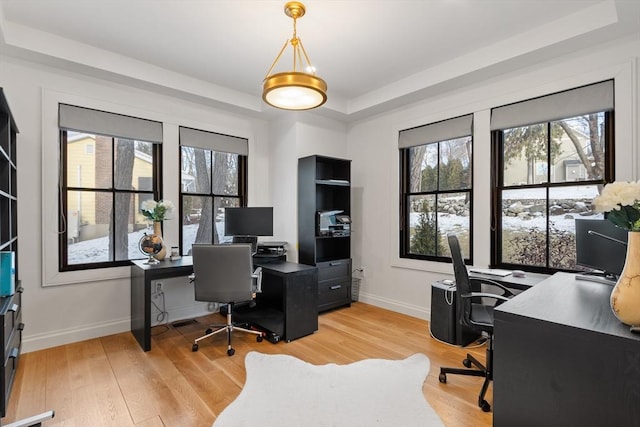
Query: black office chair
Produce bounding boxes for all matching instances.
[438,234,514,412]
[190,244,264,356]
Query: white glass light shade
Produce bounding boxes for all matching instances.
[263,72,327,110]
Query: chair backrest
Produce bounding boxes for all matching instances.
[447,234,473,328]
[192,244,255,304]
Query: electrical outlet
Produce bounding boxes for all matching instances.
[354,267,365,278]
[155,282,163,292]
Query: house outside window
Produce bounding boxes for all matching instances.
[179,127,248,255]
[491,80,614,272]
[399,114,473,262]
[58,104,163,271]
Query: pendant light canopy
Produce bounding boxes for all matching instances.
[262,2,327,110]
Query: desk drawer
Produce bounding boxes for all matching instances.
[1,329,20,417]
[318,278,351,308]
[2,298,18,352]
[317,259,351,282]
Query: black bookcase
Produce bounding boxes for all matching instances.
[0,88,23,417]
[298,155,352,312]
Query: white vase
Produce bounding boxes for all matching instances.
[610,231,640,327]
[152,221,167,261]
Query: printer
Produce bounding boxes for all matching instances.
[316,210,351,237]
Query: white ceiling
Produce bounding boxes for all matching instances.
[0,0,638,121]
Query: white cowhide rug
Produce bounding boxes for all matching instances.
[213,351,444,427]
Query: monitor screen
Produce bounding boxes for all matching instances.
[575,218,628,277]
[224,207,273,237]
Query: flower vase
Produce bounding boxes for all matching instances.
[610,231,640,328]
[152,221,167,261]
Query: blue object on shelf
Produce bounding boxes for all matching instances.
[0,252,15,296]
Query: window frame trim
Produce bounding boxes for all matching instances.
[399,137,474,264]
[42,90,172,287]
[58,131,162,271]
[490,110,615,274]
[178,144,248,255]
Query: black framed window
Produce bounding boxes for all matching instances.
[179,127,248,255]
[399,114,473,262]
[491,80,615,273]
[58,104,163,271]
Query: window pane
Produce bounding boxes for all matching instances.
[218,198,241,240]
[114,193,141,261]
[408,194,442,256]
[548,185,601,269]
[212,151,239,196]
[503,124,548,186]
[182,195,213,253]
[409,144,437,192]
[181,146,211,194]
[550,113,605,183]
[437,192,470,258]
[501,188,547,266]
[181,196,241,255]
[439,137,472,191]
[66,133,112,188]
[67,190,113,265]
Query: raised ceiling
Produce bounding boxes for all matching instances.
[0,0,638,121]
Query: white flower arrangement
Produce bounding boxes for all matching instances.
[141,199,175,222]
[592,181,640,231]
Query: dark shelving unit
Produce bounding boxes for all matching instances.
[0,88,22,417]
[298,155,352,312]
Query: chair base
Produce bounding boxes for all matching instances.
[192,305,263,355]
[439,350,493,412]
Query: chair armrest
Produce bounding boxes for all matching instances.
[252,267,263,293]
[470,277,515,297]
[464,292,511,303]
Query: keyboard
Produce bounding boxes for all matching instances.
[468,267,513,277]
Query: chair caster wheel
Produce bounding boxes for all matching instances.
[192,344,199,352]
[480,400,491,412]
[438,373,447,383]
[463,358,472,368]
[227,348,235,356]
[257,335,263,342]
[205,328,213,334]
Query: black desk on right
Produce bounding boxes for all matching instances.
[493,272,640,427]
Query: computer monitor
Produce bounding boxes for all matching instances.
[224,207,273,237]
[575,218,628,279]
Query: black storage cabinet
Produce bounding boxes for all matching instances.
[298,155,352,312]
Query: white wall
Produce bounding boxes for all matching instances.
[0,55,273,352]
[348,37,640,320]
[268,115,348,262]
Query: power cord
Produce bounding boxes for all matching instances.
[151,290,169,324]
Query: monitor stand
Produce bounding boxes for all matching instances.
[232,235,258,254]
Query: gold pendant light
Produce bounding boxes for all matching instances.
[263,2,327,110]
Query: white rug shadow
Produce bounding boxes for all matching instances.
[213,351,445,427]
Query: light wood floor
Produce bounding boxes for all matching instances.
[2,303,492,427]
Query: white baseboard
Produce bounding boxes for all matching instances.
[357,292,430,321]
[22,302,216,353]
[22,318,131,353]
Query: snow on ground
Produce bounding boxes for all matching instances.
[68,223,229,264]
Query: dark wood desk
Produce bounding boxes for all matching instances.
[493,272,640,427]
[236,261,318,342]
[130,258,318,351]
[131,257,194,352]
